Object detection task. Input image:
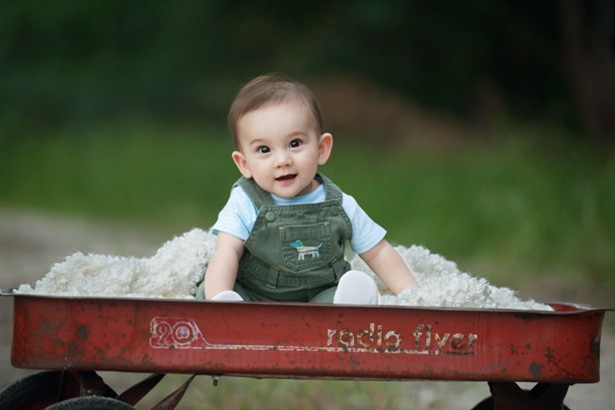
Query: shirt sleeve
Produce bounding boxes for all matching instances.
[212,187,258,241]
[342,193,387,254]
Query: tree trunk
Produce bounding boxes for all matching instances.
[560,0,615,150]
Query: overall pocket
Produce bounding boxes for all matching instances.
[280,221,332,272]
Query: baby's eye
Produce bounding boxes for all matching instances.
[289,139,302,148]
[257,146,270,154]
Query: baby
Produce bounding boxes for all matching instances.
[201,74,418,304]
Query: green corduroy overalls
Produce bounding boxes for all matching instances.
[231,174,353,302]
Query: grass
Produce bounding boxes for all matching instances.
[1,122,614,291]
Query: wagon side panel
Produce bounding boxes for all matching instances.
[10,297,604,383]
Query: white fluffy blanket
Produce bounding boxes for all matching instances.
[16,228,552,310]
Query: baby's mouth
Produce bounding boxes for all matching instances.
[276,174,297,182]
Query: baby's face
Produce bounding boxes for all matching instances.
[232,100,332,198]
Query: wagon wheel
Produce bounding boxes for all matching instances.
[471,382,571,410]
[44,396,135,409]
[0,370,80,410]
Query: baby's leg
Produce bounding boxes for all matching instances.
[309,286,337,303]
[333,270,379,305]
[195,281,246,301]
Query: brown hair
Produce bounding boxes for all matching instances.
[227,73,324,148]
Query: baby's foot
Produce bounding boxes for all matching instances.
[211,290,244,302]
[333,270,379,305]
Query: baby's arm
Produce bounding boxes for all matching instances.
[359,239,419,294]
[204,232,245,300]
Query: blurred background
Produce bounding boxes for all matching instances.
[1,1,614,408]
[1,0,614,292]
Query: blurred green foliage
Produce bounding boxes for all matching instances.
[0,0,592,133]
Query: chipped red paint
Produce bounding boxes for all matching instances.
[8,295,607,383]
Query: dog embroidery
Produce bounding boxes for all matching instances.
[290,240,323,261]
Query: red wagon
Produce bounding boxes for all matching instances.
[0,289,610,409]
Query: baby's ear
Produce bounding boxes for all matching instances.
[232,151,252,178]
[318,133,333,165]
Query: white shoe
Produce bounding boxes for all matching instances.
[211,290,244,302]
[334,270,379,305]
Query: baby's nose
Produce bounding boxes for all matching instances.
[275,152,292,167]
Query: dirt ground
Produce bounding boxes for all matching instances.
[1,206,613,409]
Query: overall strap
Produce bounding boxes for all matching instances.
[234,177,275,208]
[319,174,343,202]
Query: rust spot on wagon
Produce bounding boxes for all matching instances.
[529,362,542,378]
[77,325,89,341]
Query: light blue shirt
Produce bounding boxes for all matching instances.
[213,183,386,255]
